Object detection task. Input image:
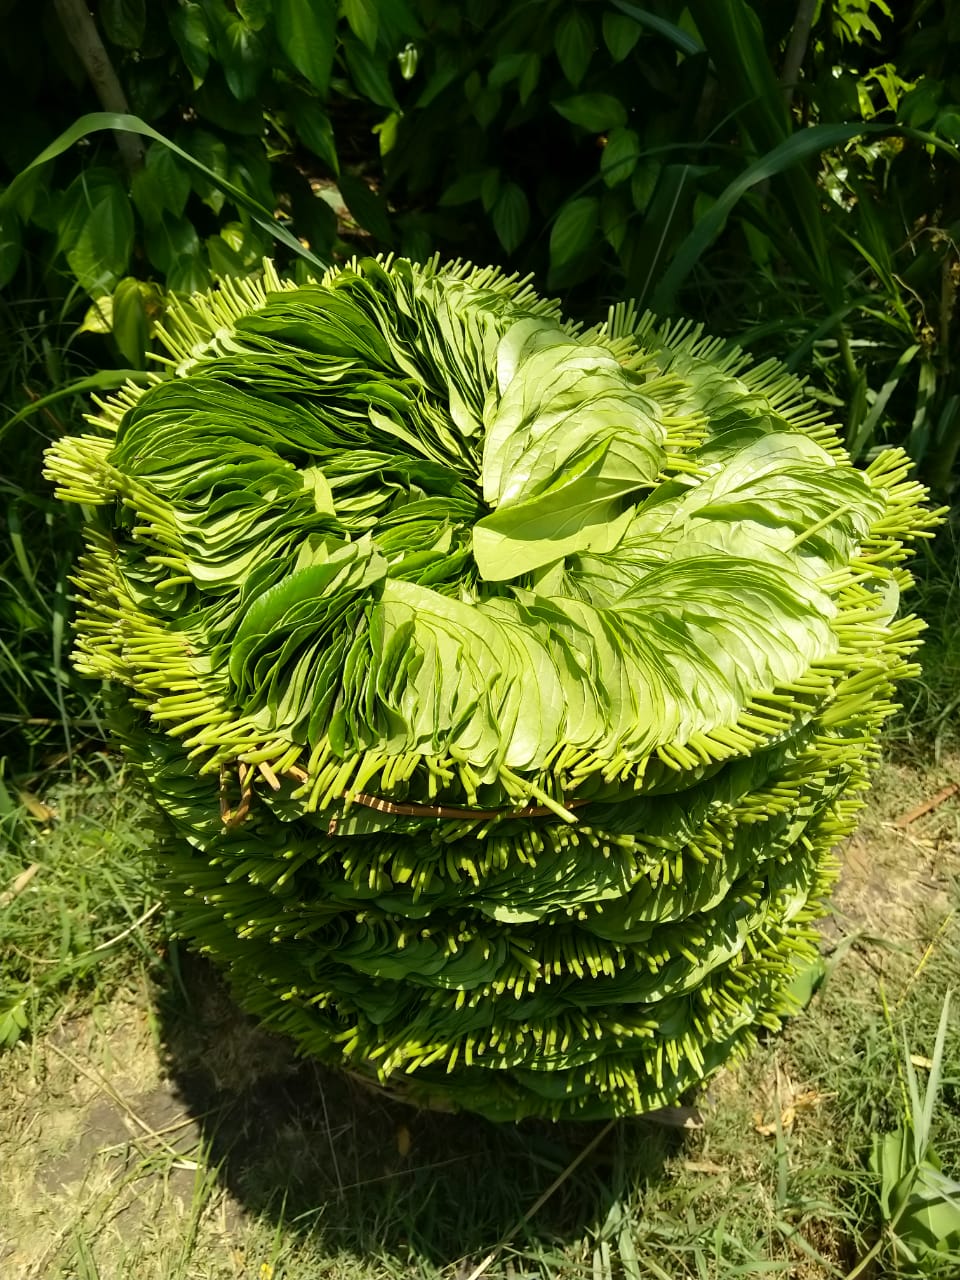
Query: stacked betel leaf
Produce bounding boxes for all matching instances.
[46,257,939,1120]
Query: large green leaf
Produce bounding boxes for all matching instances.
[602,11,642,61]
[143,212,201,276]
[101,0,146,49]
[57,168,134,297]
[342,0,379,51]
[338,173,393,244]
[601,128,640,186]
[292,99,340,174]
[343,35,401,110]
[110,278,149,369]
[492,182,529,254]
[549,196,600,269]
[553,94,627,132]
[170,3,212,85]
[215,13,267,101]
[273,0,337,94]
[131,142,192,225]
[555,8,593,87]
[474,439,641,580]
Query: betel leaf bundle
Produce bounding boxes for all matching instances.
[46,257,938,1121]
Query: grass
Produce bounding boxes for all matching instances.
[1,747,959,1278]
[0,754,161,1050]
[0,291,111,774]
[887,520,960,763]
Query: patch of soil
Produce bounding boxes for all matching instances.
[832,755,960,944]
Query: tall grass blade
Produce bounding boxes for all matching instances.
[609,1,702,56]
[652,123,958,311]
[0,369,152,443]
[848,344,919,458]
[919,991,952,1155]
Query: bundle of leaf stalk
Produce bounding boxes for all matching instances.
[46,257,939,1121]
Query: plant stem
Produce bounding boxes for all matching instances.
[781,0,819,105]
[843,1234,883,1280]
[52,0,144,174]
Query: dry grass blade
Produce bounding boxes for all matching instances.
[0,861,40,907]
[90,900,162,952]
[18,790,57,822]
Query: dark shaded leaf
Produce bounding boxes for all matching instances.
[194,73,265,134]
[601,128,640,186]
[132,141,191,225]
[439,171,489,207]
[293,98,340,174]
[143,212,201,275]
[472,86,502,129]
[492,182,529,253]
[609,1,701,55]
[167,252,210,296]
[343,0,379,51]
[555,8,593,88]
[274,0,336,93]
[554,94,627,132]
[183,129,230,215]
[480,168,501,212]
[206,233,250,278]
[169,2,211,85]
[898,78,942,128]
[237,0,271,30]
[338,173,393,244]
[289,179,338,255]
[630,158,659,210]
[518,51,540,105]
[601,188,631,253]
[216,15,266,101]
[488,52,528,89]
[549,195,600,268]
[602,11,641,61]
[344,35,401,109]
[100,0,146,50]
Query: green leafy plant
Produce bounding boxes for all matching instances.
[0,292,139,767]
[44,257,940,1120]
[851,994,960,1277]
[0,0,420,309]
[5,1,960,480]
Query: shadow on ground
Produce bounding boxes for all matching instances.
[155,949,684,1271]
